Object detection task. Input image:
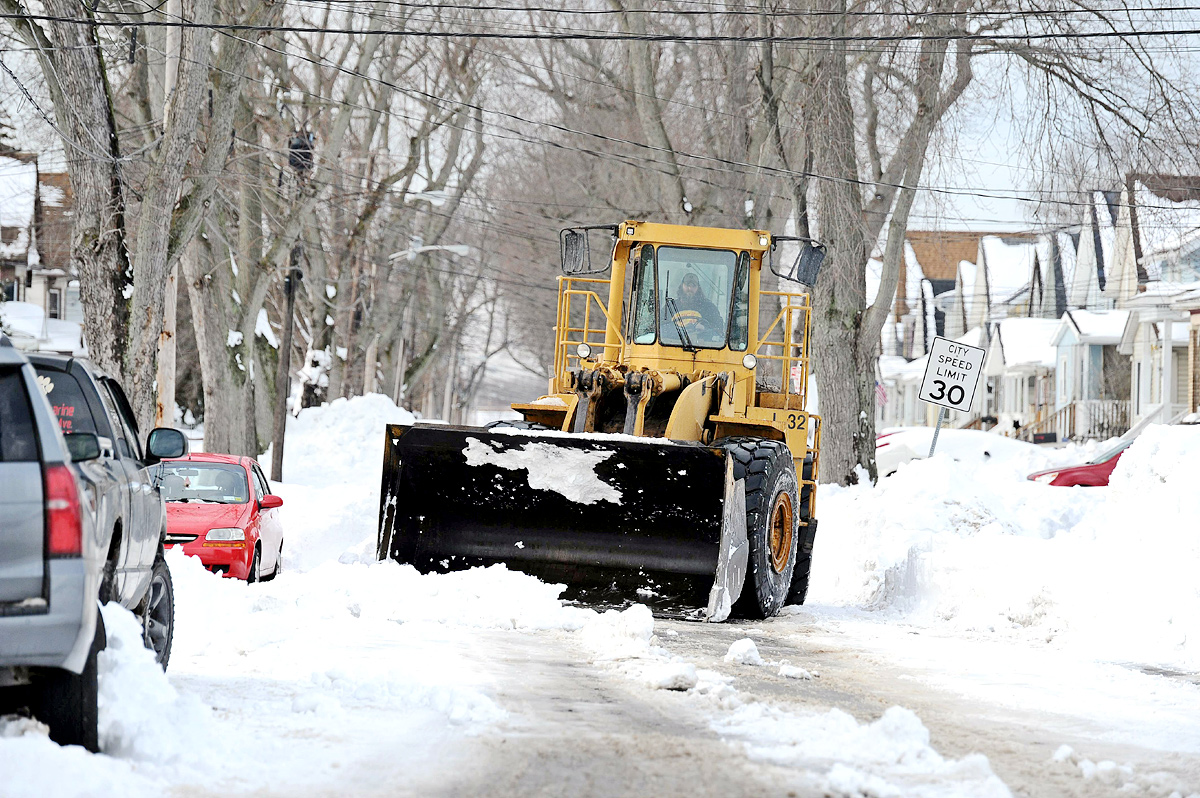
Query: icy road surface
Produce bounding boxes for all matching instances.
[2,394,1198,798]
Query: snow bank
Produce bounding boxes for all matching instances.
[264,393,416,571]
[96,605,216,763]
[273,392,415,488]
[814,424,1200,671]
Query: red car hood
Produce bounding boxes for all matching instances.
[165,501,251,537]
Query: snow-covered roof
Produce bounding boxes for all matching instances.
[995,317,1059,370]
[1133,180,1200,261]
[1123,279,1200,307]
[0,156,36,229]
[980,236,1037,302]
[0,300,84,354]
[1054,309,1130,345]
[0,156,36,262]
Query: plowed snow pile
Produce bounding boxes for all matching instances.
[813,424,1200,671]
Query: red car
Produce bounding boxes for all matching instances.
[1026,439,1133,487]
[159,453,285,581]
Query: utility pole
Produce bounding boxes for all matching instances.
[154,0,182,428]
[392,304,411,407]
[441,336,457,423]
[271,247,302,481]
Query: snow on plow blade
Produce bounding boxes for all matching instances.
[377,424,739,613]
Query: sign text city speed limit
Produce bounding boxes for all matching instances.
[919,336,986,412]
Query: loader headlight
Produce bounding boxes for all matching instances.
[205,527,245,541]
[576,342,592,360]
[742,353,757,370]
[759,235,769,247]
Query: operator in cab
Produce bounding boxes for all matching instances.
[664,272,723,337]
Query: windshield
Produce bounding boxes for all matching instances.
[1088,439,1132,465]
[630,245,738,349]
[158,462,250,504]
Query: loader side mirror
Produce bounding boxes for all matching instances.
[791,241,826,287]
[561,229,588,274]
[769,238,827,287]
[559,225,619,275]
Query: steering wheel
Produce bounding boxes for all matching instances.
[670,309,703,329]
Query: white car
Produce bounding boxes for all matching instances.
[875,427,1047,477]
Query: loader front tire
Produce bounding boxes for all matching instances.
[787,455,816,607]
[718,438,799,619]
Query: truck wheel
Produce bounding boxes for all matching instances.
[247,544,261,584]
[787,455,816,606]
[718,438,799,619]
[32,613,105,752]
[138,553,174,670]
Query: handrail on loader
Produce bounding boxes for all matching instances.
[553,275,624,381]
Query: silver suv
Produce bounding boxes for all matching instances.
[0,337,186,751]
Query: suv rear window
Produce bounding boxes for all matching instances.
[32,368,99,435]
[0,367,38,462]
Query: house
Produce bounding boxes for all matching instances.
[1048,309,1131,440]
[889,230,1035,359]
[0,153,38,302]
[1118,285,1194,424]
[1101,175,1200,424]
[1067,192,1118,311]
[0,155,79,323]
[1169,286,1200,414]
[984,317,1061,436]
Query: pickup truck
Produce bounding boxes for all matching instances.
[0,339,187,751]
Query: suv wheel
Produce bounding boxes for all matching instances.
[32,613,105,752]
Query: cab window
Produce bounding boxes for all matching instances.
[629,245,657,345]
[656,246,737,349]
[729,252,751,352]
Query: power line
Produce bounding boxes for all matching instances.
[7,12,1200,44]
[292,0,1200,20]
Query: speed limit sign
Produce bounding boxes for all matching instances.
[919,336,985,412]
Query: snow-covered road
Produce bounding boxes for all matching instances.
[2,394,1198,798]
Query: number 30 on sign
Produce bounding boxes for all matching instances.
[918,336,986,412]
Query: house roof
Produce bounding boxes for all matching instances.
[994,317,1059,371]
[1131,177,1200,267]
[981,235,1038,305]
[1052,309,1130,346]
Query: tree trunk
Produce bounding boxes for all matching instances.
[807,13,876,486]
[181,238,258,456]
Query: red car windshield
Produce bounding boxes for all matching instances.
[1087,439,1132,465]
[159,463,249,504]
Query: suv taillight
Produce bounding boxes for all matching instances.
[45,464,83,557]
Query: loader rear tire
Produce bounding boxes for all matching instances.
[717,438,798,619]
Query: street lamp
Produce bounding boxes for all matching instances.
[387,244,471,262]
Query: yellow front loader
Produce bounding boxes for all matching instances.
[378,221,824,620]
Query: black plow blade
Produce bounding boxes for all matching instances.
[377,424,732,609]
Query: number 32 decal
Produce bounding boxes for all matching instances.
[929,380,965,405]
[786,412,805,430]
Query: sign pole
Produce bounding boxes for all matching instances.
[928,407,946,457]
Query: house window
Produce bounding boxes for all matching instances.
[47,289,61,319]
